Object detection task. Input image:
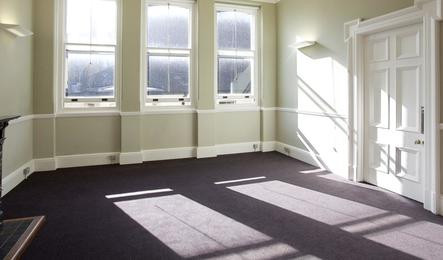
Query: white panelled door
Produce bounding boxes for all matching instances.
[364,23,424,202]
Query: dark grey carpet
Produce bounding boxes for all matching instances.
[3,152,443,259]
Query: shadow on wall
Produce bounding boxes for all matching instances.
[286,39,349,176]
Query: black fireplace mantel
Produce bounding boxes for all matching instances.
[0,115,20,229]
[0,116,20,131]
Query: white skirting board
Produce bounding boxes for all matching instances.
[274,142,325,169]
[197,146,218,159]
[143,147,196,162]
[119,152,143,165]
[2,160,35,197]
[261,141,277,152]
[34,153,120,171]
[34,158,57,172]
[216,142,262,155]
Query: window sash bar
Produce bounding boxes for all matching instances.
[147,52,190,58]
[65,49,115,54]
[64,42,117,48]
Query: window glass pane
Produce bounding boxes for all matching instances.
[147,5,189,49]
[66,52,115,98]
[147,56,168,95]
[66,0,117,44]
[148,56,189,96]
[218,58,252,95]
[236,12,252,50]
[168,6,190,48]
[217,11,252,50]
[147,6,168,48]
[169,56,189,96]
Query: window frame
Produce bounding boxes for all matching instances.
[142,0,196,108]
[56,0,122,112]
[214,3,260,107]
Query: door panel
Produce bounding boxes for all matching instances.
[395,146,420,182]
[396,28,420,59]
[364,23,424,202]
[369,142,390,174]
[369,69,390,128]
[368,37,390,62]
[396,66,421,132]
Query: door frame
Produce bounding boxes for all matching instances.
[345,0,441,214]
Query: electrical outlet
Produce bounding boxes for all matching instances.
[284,147,291,155]
[23,167,31,179]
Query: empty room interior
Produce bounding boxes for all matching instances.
[2,0,443,259]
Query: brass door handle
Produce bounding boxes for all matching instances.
[415,140,424,145]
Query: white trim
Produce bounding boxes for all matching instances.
[261,141,276,152]
[345,0,441,214]
[19,107,281,120]
[56,112,121,118]
[34,153,119,172]
[119,112,141,117]
[261,107,278,112]
[137,108,197,115]
[275,142,325,170]
[277,108,348,119]
[217,142,261,155]
[142,147,196,162]
[34,158,57,172]
[2,160,35,197]
[119,152,143,165]
[33,114,56,120]
[197,146,218,159]
[56,153,119,168]
[8,115,34,125]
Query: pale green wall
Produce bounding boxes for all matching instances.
[121,0,142,113]
[56,117,121,156]
[216,112,260,144]
[33,0,54,114]
[141,114,197,149]
[0,0,34,116]
[3,121,33,178]
[0,0,34,178]
[33,118,54,159]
